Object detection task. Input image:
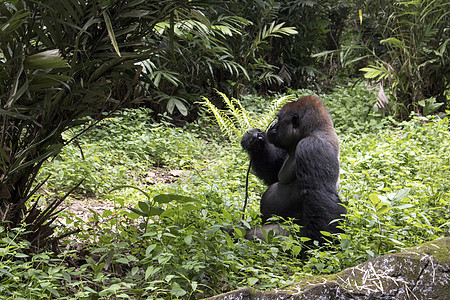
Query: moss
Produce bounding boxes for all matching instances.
[409,236,450,265]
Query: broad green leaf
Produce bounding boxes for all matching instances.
[171,282,187,298]
[320,230,332,237]
[376,205,391,215]
[160,208,176,218]
[369,194,380,205]
[102,210,113,217]
[148,207,164,216]
[24,50,69,69]
[180,204,197,212]
[248,277,259,285]
[116,257,129,264]
[138,201,151,214]
[129,207,146,217]
[340,238,351,250]
[153,194,195,204]
[291,245,302,256]
[125,211,140,220]
[222,209,232,221]
[360,67,382,79]
[380,37,404,48]
[184,235,193,245]
[390,188,410,202]
[145,244,157,256]
[315,263,325,271]
[392,204,415,210]
[300,236,311,242]
[15,253,29,258]
[174,99,188,116]
[145,266,161,280]
[191,281,198,292]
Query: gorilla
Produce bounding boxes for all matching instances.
[240,95,346,243]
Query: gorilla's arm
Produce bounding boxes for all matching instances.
[294,133,340,191]
[241,129,287,186]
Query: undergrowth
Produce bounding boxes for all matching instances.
[1,84,449,299]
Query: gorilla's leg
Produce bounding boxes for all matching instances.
[240,181,303,240]
[260,181,303,224]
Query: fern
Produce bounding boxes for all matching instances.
[255,94,295,130]
[201,96,239,138]
[201,92,295,141]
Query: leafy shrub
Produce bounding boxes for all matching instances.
[39,108,219,195]
[340,115,450,257]
[0,0,175,235]
[355,0,449,118]
[0,226,81,299]
[317,83,388,134]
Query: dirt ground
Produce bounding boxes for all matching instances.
[63,168,191,222]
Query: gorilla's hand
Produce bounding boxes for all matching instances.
[241,129,266,152]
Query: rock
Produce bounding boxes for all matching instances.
[207,236,450,299]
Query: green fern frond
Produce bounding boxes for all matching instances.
[201,96,238,138]
[201,92,297,142]
[213,91,253,137]
[256,94,295,130]
[215,90,233,110]
[232,97,252,129]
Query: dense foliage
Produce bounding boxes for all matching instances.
[0,0,180,239]
[0,0,449,298]
[1,86,448,299]
[323,0,449,118]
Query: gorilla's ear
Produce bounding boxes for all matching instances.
[292,114,299,128]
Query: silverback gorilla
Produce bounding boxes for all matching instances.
[241,95,346,243]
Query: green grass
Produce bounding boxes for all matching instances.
[1,85,449,299]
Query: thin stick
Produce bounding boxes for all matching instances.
[242,158,253,219]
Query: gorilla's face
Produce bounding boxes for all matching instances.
[267,110,301,151]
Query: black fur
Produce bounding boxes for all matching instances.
[241,95,346,243]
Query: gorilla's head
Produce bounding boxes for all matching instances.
[267,95,333,151]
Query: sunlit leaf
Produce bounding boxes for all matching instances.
[102,10,121,57]
[369,194,380,205]
[390,188,410,202]
[184,235,193,245]
[24,50,69,69]
[171,282,187,298]
[380,37,404,48]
